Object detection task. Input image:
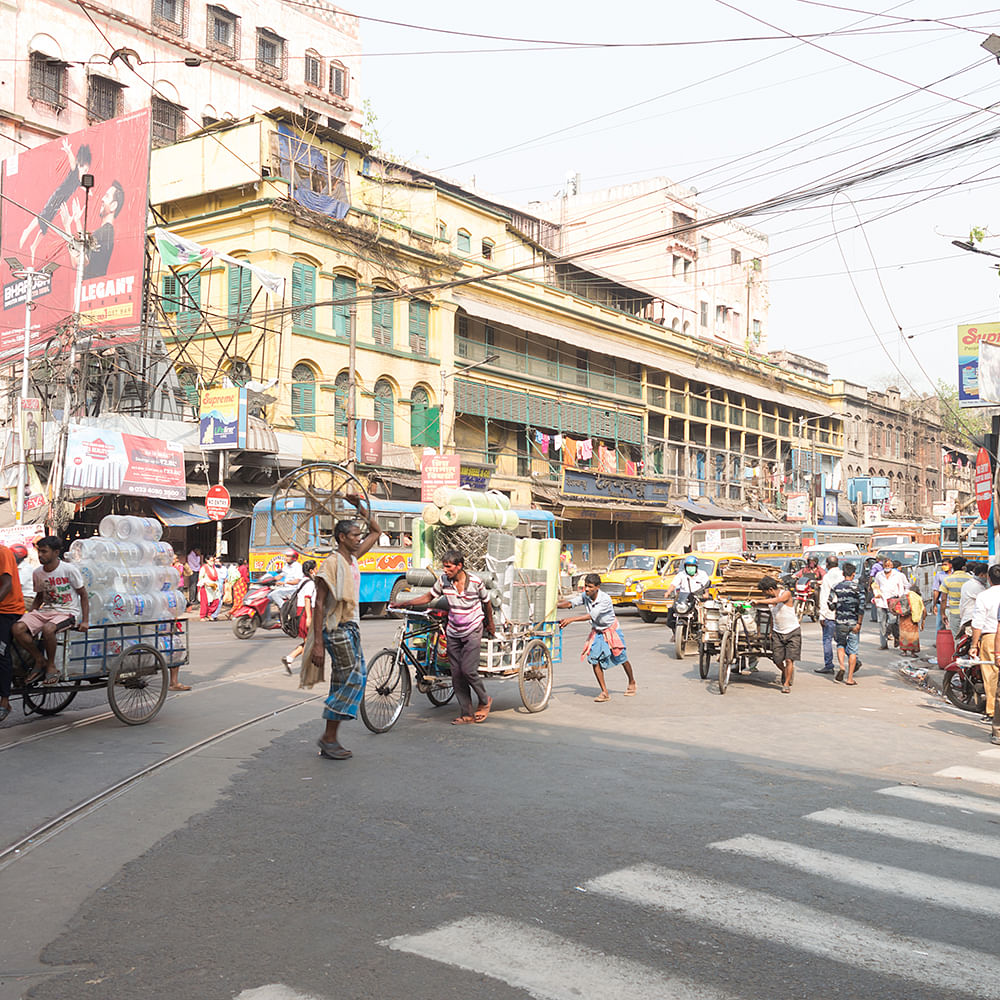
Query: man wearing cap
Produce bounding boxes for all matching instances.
[268,550,305,624]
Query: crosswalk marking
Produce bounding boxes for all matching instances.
[382,914,739,1000]
[878,784,1000,816]
[586,864,1000,996]
[934,765,1000,786]
[807,807,1000,857]
[710,834,1000,917]
[235,988,324,1000]
[976,748,1000,758]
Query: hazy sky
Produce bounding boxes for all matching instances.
[358,1,1000,397]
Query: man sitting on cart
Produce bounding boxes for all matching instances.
[13,535,89,687]
[558,573,637,702]
[391,549,496,725]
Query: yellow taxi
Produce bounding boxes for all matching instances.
[634,552,751,623]
[594,549,681,607]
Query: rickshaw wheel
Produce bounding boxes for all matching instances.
[519,638,553,712]
[360,648,411,734]
[108,644,168,725]
[718,633,735,694]
[23,679,81,717]
[698,643,711,680]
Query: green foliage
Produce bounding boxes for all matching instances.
[970,226,988,245]
[936,379,989,443]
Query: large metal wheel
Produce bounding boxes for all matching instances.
[360,648,411,733]
[698,642,711,680]
[518,637,553,712]
[673,622,687,660]
[107,644,168,725]
[23,679,81,717]
[718,632,735,694]
[270,463,371,559]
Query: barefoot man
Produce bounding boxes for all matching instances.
[558,573,636,702]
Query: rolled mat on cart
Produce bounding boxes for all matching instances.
[540,537,561,622]
[421,504,441,526]
[412,519,431,569]
[437,505,519,530]
[432,487,511,511]
[406,568,438,587]
[518,537,541,570]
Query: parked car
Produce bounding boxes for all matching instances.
[874,544,944,602]
[634,552,751,623]
[592,549,681,607]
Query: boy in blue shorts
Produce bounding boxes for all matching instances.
[831,561,864,685]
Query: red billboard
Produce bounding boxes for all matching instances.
[64,424,185,500]
[0,110,151,361]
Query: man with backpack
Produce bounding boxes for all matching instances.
[281,560,316,675]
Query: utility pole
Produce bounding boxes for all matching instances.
[346,302,357,471]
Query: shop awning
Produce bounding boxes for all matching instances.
[674,499,776,522]
[152,498,255,526]
[557,500,682,525]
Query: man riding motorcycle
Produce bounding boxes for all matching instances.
[795,555,825,582]
[665,555,711,633]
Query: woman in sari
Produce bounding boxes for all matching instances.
[897,582,926,656]
[198,556,220,620]
[230,559,250,614]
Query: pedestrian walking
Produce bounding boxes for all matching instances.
[816,555,843,674]
[873,558,908,649]
[897,582,926,657]
[970,565,1000,724]
[198,556,220,620]
[932,558,952,631]
[557,573,637,702]
[231,559,250,613]
[186,547,201,607]
[306,506,382,760]
[831,562,863,684]
[940,555,972,638]
[282,560,316,675]
[755,575,799,694]
[393,549,497,723]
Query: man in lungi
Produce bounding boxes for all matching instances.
[558,573,637,702]
[308,505,381,760]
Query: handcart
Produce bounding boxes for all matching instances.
[696,599,726,680]
[10,618,188,725]
[717,600,773,694]
[360,609,560,733]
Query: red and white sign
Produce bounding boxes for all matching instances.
[975,446,993,521]
[785,491,810,522]
[64,424,185,500]
[357,419,383,466]
[420,453,461,502]
[206,485,231,521]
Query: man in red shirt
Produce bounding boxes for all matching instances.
[0,543,26,722]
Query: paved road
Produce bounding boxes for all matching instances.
[4,611,999,1000]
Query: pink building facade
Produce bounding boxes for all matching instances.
[1,0,361,158]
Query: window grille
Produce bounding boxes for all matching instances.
[87,75,121,122]
[329,62,348,97]
[206,6,239,56]
[29,53,66,109]
[151,96,184,146]
[256,29,286,78]
[152,0,187,35]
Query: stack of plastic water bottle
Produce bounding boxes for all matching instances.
[66,515,188,667]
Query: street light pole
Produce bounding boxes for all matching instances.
[439,353,500,454]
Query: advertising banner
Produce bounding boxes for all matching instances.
[957,322,1000,407]
[18,397,41,453]
[357,419,383,465]
[0,110,151,359]
[785,492,810,521]
[561,468,671,504]
[420,453,461,501]
[64,425,185,500]
[199,387,248,449]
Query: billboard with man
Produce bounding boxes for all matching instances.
[0,109,151,359]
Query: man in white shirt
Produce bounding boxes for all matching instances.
[971,565,1000,723]
[873,558,908,650]
[268,550,305,622]
[816,555,844,674]
[960,562,988,630]
[665,556,711,636]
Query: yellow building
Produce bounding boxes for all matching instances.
[150,111,842,566]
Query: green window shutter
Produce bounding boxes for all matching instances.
[334,372,349,437]
[178,272,201,334]
[372,288,393,347]
[162,274,179,313]
[410,388,439,447]
[424,406,440,447]
[408,300,428,355]
[333,276,355,338]
[292,261,316,330]
[228,265,251,329]
[374,379,394,444]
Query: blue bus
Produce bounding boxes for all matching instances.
[939,515,989,560]
[249,496,556,616]
[800,524,873,551]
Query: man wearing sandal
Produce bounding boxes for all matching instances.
[558,574,637,702]
[13,536,88,687]
[392,549,496,725]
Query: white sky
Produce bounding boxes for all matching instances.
[356,0,1000,397]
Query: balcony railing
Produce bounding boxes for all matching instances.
[457,338,641,398]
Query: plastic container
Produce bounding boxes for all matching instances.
[98,515,122,539]
[114,516,162,542]
[150,541,175,567]
[936,628,955,668]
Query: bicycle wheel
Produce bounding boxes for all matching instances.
[718,632,735,694]
[426,676,455,706]
[519,637,553,712]
[698,642,711,680]
[360,648,411,733]
[23,679,81,716]
[107,644,168,725]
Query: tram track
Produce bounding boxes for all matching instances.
[0,693,320,870]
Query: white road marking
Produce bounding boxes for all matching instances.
[934,765,1000,786]
[586,865,1000,996]
[878,785,1000,817]
[235,988,325,1000]
[806,807,1000,857]
[977,748,1000,759]
[710,834,1000,917]
[382,914,739,1000]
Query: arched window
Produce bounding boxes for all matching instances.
[332,274,355,338]
[329,59,348,97]
[374,378,394,443]
[334,371,349,438]
[291,259,316,331]
[456,229,471,254]
[291,362,316,432]
[410,385,438,447]
[372,285,393,347]
[227,358,252,386]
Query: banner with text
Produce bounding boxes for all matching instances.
[64,425,185,500]
[420,453,461,501]
[957,321,1000,407]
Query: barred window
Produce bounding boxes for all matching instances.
[29,53,66,110]
[329,61,348,97]
[206,5,239,56]
[256,28,285,79]
[305,50,323,87]
[87,76,123,123]
[151,96,184,147]
[152,0,187,35]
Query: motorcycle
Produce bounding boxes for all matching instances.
[669,588,704,660]
[793,577,819,622]
[942,625,985,713]
[231,575,300,639]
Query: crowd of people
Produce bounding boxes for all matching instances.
[178,548,251,620]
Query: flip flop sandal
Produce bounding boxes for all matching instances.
[451,716,476,725]
[42,672,60,686]
[0,706,9,722]
[624,689,637,697]
[24,669,45,686]
[844,680,858,686]
[594,692,611,702]
[474,697,493,723]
